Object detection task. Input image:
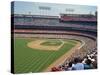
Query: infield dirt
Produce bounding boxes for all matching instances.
[27,39,64,51]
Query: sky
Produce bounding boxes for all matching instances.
[12,1,97,16]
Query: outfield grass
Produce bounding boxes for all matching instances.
[14,38,77,73]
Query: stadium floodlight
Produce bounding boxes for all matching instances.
[65,9,74,14]
[39,6,51,10]
[66,9,74,12]
[28,11,31,15]
[39,6,51,15]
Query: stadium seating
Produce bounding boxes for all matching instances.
[13,14,97,32]
[13,14,97,71]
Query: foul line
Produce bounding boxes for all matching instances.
[57,39,65,50]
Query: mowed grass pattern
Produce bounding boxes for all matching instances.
[14,38,77,73]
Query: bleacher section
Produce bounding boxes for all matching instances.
[12,14,97,34]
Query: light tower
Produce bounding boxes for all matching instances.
[28,11,31,15]
[65,8,74,15]
[39,6,51,15]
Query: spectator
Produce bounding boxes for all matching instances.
[51,67,61,72]
[84,59,93,69]
[72,57,84,70]
[67,61,73,71]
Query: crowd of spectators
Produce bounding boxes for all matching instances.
[14,17,97,30]
[60,16,97,22]
[51,48,97,71]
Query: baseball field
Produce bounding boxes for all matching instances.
[14,38,81,73]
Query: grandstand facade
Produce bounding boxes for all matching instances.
[12,14,97,36]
